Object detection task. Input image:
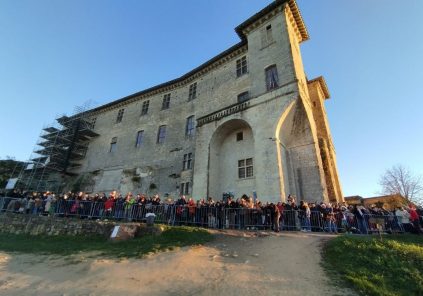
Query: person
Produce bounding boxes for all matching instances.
[104,195,115,218]
[124,193,135,220]
[322,203,337,234]
[276,201,284,230]
[353,205,368,234]
[27,197,35,214]
[273,203,280,232]
[34,194,43,215]
[187,197,196,224]
[395,207,411,232]
[409,205,422,234]
[300,202,311,232]
[284,196,297,231]
[115,194,125,220]
[44,192,55,216]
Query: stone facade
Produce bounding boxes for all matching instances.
[57,0,342,203]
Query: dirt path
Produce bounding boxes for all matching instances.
[0,231,355,296]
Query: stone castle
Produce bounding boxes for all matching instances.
[24,0,343,203]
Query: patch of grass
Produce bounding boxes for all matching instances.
[0,226,213,258]
[323,235,423,296]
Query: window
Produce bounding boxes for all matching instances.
[157,125,166,144]
[236,56,248,77]
[116,109,124,123]
[180,182,190,195]
[266,25,273,43]
[237,91,249,103]
[188,82,197,101]
[135,130,144,147]
[238,158,253,179]
[109,137,117,153]
[185,115,195,137]
[162,94,171,110]
[141,100,149,115]
[261,24,274,47]
[183,153,193,170]
[265,65,279,91]
[236,132,243,141]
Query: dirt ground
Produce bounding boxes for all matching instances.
[0,231,355,296]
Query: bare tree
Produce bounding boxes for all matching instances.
[379,164,422,206]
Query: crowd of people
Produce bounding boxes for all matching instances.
[1,189,422,235]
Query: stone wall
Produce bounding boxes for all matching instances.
[0,213,140,237]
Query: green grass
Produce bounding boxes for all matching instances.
[323,235,423,296]
[0,226,213,258]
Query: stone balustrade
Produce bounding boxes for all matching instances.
[197,100,251,127]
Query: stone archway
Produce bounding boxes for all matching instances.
[275,99,328,202]
[208,119,255,200]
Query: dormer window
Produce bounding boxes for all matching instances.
[261,24,274,48]
[236,56,248,77]
[141,100,150,115]
[188,83,197,101]
[116,109,124,123]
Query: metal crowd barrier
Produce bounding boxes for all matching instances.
[0,197,5,213]
[0,197,415,234]
[363,214,404,234]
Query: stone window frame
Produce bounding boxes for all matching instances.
[265,64,279,91]
[135,130,144,148]
[157,125,167,144]
[141,100,150,115]
[162,93,171,110]
[188,82,197,101]
[266,24,273,43]
[116,109,124,123]
[236,56,248,77]
[185,115,195,137]
[238,158,253,179]
[109,137,118,153]
[237,91,249,103]
[261,24,274,48]
[180,182,190,195]
[182,153,193,170]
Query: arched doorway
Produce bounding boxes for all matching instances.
[208,119,255,200]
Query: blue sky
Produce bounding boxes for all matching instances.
[0,0,422,197]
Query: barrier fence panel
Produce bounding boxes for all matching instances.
[310,211,325,231]
[2,197,17,213]
[0,197,5,213]
[364,214,404,234]
[281,210,299,231]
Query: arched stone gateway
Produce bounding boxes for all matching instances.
[275,100,328,202]
[208,119,255,200]
[192,91,341,203]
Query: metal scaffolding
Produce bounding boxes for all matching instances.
[17,104,99,193]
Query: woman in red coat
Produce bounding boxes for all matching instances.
[104,197,115,218]
[409,205,422,234]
